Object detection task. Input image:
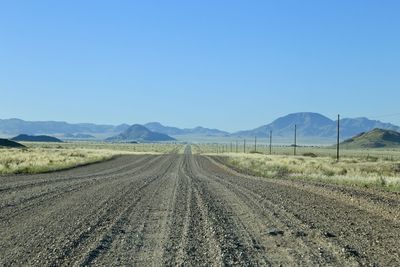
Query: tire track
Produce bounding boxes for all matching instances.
[208,155,400,266]
[76,153,180,266]
[0,153,175,266]
[0,155,163,221]
[196,156,358,266]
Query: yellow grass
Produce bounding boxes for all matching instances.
[0,142,183,175]
[211,152,400,191]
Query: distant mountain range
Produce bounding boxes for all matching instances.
[0,118,128,136]
[0,118,227,138]
[144,122,229,136]
[107,124,176,142]
[1,113,399,141]
[231,112,400,139]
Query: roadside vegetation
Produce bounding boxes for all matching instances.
[0,142,182,175]
[192,144,400,191]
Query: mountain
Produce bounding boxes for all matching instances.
[63,133,95,139]
[11,134,63,143]
[0,138,25,148]
[233,112,334,138]
[0,118,125,136]
[113,124,131,133]
[106,124,176,142]
[232,112,400,139]
[144,122,229,136]
[341,128,400,148]
[144,122,183,135]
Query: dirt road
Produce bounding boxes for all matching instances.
[1,146,399,266]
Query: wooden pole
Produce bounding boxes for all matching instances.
[269,130,272,155]
[254,136,257,152]
[337,114,340,162]
[294,124,297,156]
[244,139,246,153]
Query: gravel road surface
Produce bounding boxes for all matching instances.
[1,146,399,266]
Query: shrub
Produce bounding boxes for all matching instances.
[365,155,378,162]
[339,168,348,175]
[322,168,335,177]
[303,152,318,158]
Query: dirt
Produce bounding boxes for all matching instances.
[1,146,399,266]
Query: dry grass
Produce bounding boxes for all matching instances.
[0,142,183,175]
[0,148,116,174]
[24,141,182,154]
[214,152,400,191]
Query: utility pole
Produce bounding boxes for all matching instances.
[337,114,340,162]
[236,140,238,153]
[294,124,297,156]
[244,139,246,153]
[254,136,257,152]
[269,130,272,155]
[230,142,232,153]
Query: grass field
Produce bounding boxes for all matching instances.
[192,143,400,160]
[0,142,183,175]
[3,141,400,191]
[192,144,400,191]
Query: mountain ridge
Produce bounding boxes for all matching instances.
[144,122,229,136]
[106,124,176,142]
[1,113,399,140]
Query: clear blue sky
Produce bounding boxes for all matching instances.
[1,1,400,131]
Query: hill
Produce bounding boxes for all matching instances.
[0,138,25,148]
[11,134,63,143]
[232,112,400,139]
[106,124,176,142]
[339,117,400,138]
[341,128,400,148]
[144,122,229,136]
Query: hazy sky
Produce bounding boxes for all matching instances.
[1,1,400,131]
